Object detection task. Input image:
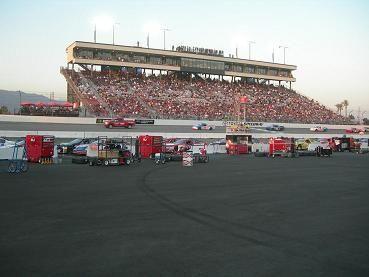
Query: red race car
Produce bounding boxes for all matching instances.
[104,118,135,129]
[345,127,365,134]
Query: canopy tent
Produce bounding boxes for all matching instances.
[20,102,75,108]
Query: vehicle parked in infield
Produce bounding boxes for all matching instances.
[57,138,94,154]
[88,136,134,166]
[307,139,331,151]
[352,138,369,154]
[0,137,24,148]
[345,127,366,134]
[104,118,135,129]
[295,138,314,150]
[266,124,285,131]
[330,137,355,152]
[191,122,215,130]
[310,126,328,132]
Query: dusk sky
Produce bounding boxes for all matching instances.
[1,0,368,114]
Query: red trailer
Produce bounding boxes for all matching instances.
[26,135,55,163]
[226,134,251,155]
[269,137,298,158]
[139,135,163,158]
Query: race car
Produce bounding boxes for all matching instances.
[210,138,226,145]
[72,144,89,156]
[192,122,215,130]
[266,124,285,131]
[104,118,135,129]
[345,127,366,134]
[57,138,95,154]
[164,138,200,153]
[310,126,328,132]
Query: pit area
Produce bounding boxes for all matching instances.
[1,153,369,276]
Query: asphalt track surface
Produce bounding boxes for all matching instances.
[0,121,348,134]
[1,153,369,276]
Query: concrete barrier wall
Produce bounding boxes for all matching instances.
[0,115,97,124]
[2,130,368,139]
[1,115,368,130]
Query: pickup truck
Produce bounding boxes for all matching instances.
[104,118,136,129]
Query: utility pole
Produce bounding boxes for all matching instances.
[19,90,21,115]
[248,41,255,60]
[50,92,55,116]
[279,45,288,64]
[161,28,171,50]
[147,33,150,48]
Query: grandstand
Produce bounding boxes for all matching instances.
[61,41,349,124]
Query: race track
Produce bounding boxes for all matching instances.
[0,121,348,135]
[1,153,368,276]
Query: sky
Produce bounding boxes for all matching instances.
[0,0,369,115]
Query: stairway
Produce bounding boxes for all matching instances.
[126,84,158,118]
[77,71,115,117]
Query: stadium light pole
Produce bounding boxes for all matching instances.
[94,24,96,43]
[279,45,288,64]
[272,47,275,63]
[113,22,120,45]
[248,41,255,60]
[161,28,171,50]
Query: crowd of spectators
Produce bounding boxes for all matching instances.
[65,69,350,124]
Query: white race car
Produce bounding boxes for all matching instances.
[0,138,23,148]
[192,123,215,130]
[310,126,328,132]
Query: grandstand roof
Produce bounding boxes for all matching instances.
[66,41,297,82]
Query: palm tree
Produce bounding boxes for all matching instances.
[336,103,343,116]
[342,100,349,117]
[335,104,340,113]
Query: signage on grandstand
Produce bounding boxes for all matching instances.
[135,119,155,125]
[223,121,263,127]
[175,45,224,57]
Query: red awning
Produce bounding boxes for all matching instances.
[47,101,60,107]
[35,102,45,107]
[62,102,74,107]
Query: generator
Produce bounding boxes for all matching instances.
[25,135,54,163]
